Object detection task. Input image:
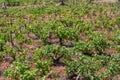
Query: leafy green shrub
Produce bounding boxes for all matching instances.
[74,41,93,56]
[92,35,110,54]
[0,39,5,51]
[54,26,79,45]
[57,18,75,27]
[0,52,3,62]
[35,60,51,76]
[5,0,20,6]
[34,45,72,64]
[4,47,17,60]
[30,23,52,45]
[87,33,110,54]
[4,60,51,80]
[0,32,9,51]
[4,61,31,80]
[66,54,120,80]
[115,31,120,45]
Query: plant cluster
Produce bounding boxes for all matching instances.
[0,0,119,80]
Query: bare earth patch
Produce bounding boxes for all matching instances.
[47,66,67,80]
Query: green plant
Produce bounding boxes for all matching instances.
[30,23,51,45]
[4,57,51,80]
[35,60,51,76]
[0,39,5,51]
[57,18,75,27]
[0,32,9,52]
[5,0,20,6]
[92,35,110,54]
[0,52,4,62]
[0,1,120,80]
[66,53,120,80]
[4,61,30,80]
[115,31,120,45]
[4,47,17,60]
[54,26,79,45]
[74,41,93,56]
[34,45,71,65]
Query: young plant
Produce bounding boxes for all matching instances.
[15,33,33,50]
[34,45,71,65]
[0,32,8,52]
[5,0,20,6]
[4,61,30,80]
[66,53,120,80]
[74,41,93,56]
[0,52,4,62]
[115,31,120,45]
[4,55,52,80]
[4,47,17,60]
[54,26,79,45]
[30,23,51,45]
[58,18,75,28]
[92,35,110,54]
[0,39,5,51]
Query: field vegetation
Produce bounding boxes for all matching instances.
[0,0,120,80]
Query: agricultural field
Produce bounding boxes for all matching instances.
[0,0,120,80]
